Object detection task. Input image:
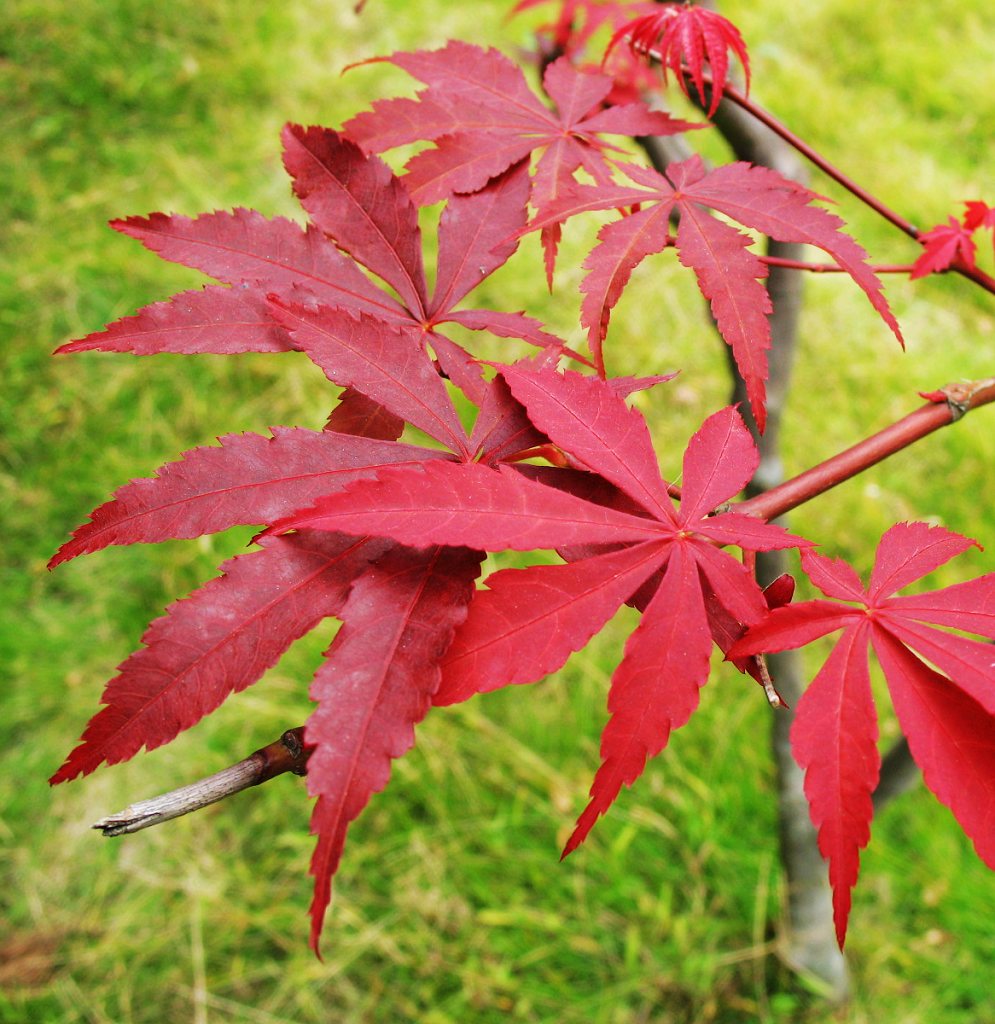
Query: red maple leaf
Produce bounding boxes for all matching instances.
[526,155,903,425]
[345,41,696,206]
[85,130,562,389]
[269,367,809,852]
[910,215,978,279]
[728,523,995,947]
[606,2,750,117]
[963,200,995,233]
[344,41,700,280]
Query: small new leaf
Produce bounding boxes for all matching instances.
[607,2,751,116]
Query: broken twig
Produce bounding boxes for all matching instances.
[92,727,310,837]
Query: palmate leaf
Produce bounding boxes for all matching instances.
[344,41,699,281]
[346,43,696,208]
[911,198,995,280]
[51,132,560,939]
[910,216,978,279]
[728,523,995,946]
[98,135,561,440]
[273,368,808,850]
[50,532,387,784]
[526,155,903,429]
[277,131,565,379]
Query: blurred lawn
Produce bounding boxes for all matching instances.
[2,0,994,1021]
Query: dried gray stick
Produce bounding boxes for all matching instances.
[92,727,310,837]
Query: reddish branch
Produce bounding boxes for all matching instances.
[759,257,914,275]
[739,377,995,523]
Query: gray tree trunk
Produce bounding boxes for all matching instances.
[710,83,921,997]
[643,63,852,996]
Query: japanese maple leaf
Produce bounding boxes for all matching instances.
[53,112,567,950]
[269,367,809,851]
[526,154,904,427]
[345,42,696,205]
[910,216,978,279]
[607,1,750,117]
[344,42,700,280]
[50,262,556,781]
[52,332,490,955]
[46,418,477,792]
[963,199,995,235]
[79,127,559,416]
[728,523,995,947]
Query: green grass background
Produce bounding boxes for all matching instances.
[2,0,994,1020]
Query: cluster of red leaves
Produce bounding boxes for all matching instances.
[50,14,995,955]
[344,40,902,425]
[345,40,700,284]
[606,1,750,116]
[911,200,995,279]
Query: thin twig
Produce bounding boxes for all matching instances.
[92,727,310,837]
[634,46,995,297]
[759,257,915,275]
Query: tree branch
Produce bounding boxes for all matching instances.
[872,737,920,814]
[738,376,995,522]
[92,727,310,837]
